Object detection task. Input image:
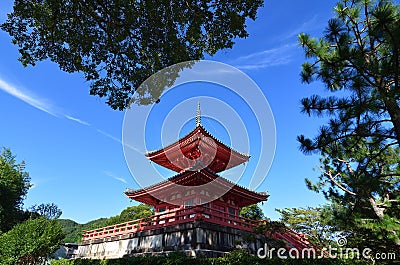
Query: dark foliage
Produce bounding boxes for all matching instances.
[1,0,263,110]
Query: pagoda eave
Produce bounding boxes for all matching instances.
[145,125,250,173]
[125,169,269,207]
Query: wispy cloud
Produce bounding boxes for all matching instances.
[0,76,139,152]
[229,15,326,72]
[0,77,93,127]
[232,43,297,71]
[97,129,144,154]
[65,115,90,126]
[104,171,127,184]
[97,129,122,143]
[0,78,59,117]
[277,15,327,43]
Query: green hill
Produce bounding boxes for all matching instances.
[57,204,154,243]
[57,218,106,243]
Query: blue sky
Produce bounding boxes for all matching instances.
[0,0,339,223]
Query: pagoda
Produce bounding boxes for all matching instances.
[77,104,314,259]
[126,103,269,215]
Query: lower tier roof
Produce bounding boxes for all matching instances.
[125,168,269,207]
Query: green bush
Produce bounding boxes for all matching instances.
[0,217,64,264]
[51,251,371,265]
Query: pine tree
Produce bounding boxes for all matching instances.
[298,0,400,253]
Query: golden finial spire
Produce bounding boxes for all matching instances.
[196,102,201,127]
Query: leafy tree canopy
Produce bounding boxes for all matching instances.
[0,147,31,233]
[0,217,64,265]
[298,0,400,251]
[30,203,62,220]
[101,203,154,227]
[276,206,336,247]
[239,204,264,221]
[1,0,263,110]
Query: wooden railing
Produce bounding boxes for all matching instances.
[273,230,312,250]
[81,205,320,254]
[82,205,261,241]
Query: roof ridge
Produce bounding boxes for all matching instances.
[146,125,250,158]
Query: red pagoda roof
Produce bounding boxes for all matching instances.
[146,125,250,173]
[125,168,269,207]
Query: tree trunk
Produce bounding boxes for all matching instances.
[368,197,384,219]
[384,97,400,145]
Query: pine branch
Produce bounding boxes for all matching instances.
[319,167,357,196]
[336,158,354,175]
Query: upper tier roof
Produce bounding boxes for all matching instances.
[145,125,250,173]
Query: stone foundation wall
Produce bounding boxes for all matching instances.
[77,221,264,259]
